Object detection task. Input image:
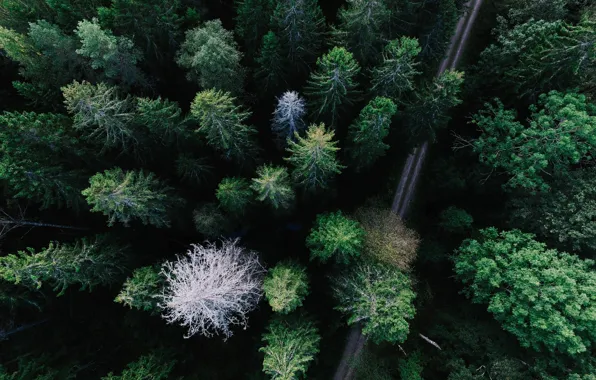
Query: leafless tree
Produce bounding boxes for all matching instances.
[160,239,265,339]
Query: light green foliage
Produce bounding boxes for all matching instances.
[175,154,212,186]
[471,91,596,192]
[176,19,244,94]
[101,353,175,380]
[439,206,473,233]
[83,168,182,228]
[260,317,321,380]
[305,47,361,125]
[332,0,391,66]
[333,261,416,344]
[193,203,230,238]
[347,97,397,171]
[0,235,127,296]
[251,165,295,210]
[255,31,286,94]
[306,211,364,264]
[135,97,185,144]
[62,81,137,152]
[285,123,344,191]
[190,89,258,162]
[510,167,596,252]
[115,266,163,314]
[234,0,274,54]
[454,228,596,355]
[271,0,326,67]
[263,262,309,314]
[398,351,423,380]
[75,18,144,87]
[404,69,464,142]
[371,37,421,101]
[216,177,253,216]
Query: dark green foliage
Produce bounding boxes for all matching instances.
[263,262,309,314]
[398,351,424,380]
[0,235,127,296]
[439,206,473,233]
[234,0,274,55]
[260,317,321,379]
[82,168,182,227]
[101,353,175,380]
[115,265,163,314]
[0,355,72,380]
[454,228,596,355]
[419,0,458,63]
[135,97,186,144]
[175,154,212,186]
[503,0,570,24]
[216,177,253,216]
[347,97,397,171]
[352,349,393,380]
[371,37,421,101]
[251,165,295,210]
[306,211,364,264]
[193,203,230,238]
[255,31,286,94]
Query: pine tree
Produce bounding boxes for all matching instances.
[251,165,295,210]
[371,37,421,101]
[347,97,397,171]
[176,19,245,94]
[216,177,253,216]
[305,47,361,126]
[271,91,307,146]
[263,262,309,314]
[82,168,182,228]
[255,31,286,94]
[285,123,344,191]
[190,89,258,162]
[234,0,274,55]
[115,265,163,314]
[0,235,127,296]
[306,211,365,264]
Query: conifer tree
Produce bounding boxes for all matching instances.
[305,47,360,125]
[193,203,231,239]
[418,0,458,63]
[251,165,295,210]
[271,91,307,146]
[371,37,421,101]
[190,89,258,162]
[306,211,365,264]
[234,0,274,55]
[216,177,253,216]
[347,97,397,171]
[175,154,212,186]
[82,168,182,228]
[0,235,127,296]
[115,265,163,314]
[102,353,175,380]
[285,123,344,191]
[263,262,309,314]
[255,31,286,94]
[135,97,185,144]
[177,19,245,94]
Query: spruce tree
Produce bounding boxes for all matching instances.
[271,91,307,146]
[306,211,365,264]
[234,0,274,55]
[216,177,253,216]
[115,265,163,314]
[135,97,186,144]
[255,31,286,94]
[82,168,182,228]
[193,203,231,239]
[175,154,212,186]
[102,353,175,380]
[347,97,397,171]
[285,123,344,191]
[305,47,360,126]
[251,165,295,210]
[371,37,421,101]
[262,262,309,314]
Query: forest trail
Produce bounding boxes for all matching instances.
[332,0,484,378]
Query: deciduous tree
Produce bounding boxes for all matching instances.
[263,262,308,314]
[439,206,473,233]
[306,211,364,264]
[216,177,253,216]
[271,91,307,145]
[251,165,295,210]
[371,37,421,101]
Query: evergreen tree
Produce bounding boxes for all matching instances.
[176,19,245,94]
[190,89,258,162]
[285,123,344,191]
[102,353,175,380]
[0,235,127,296]
[305,47,361,126]
[454,228,596,356]
[135,96,185,144]
[263,262,309,314]
[216,177,253,216]
[346,97,397,171]
[306,211,364,264]
[371,37,421,101]
[175,154,212,186]
[260,317,321,379]
[82,168,182,228]
[438,206,473,233]
[418,0,458,64]
[234,0,274,55]
[255,31,286,95]
[333,261,416,344]
[271,91,307,146]
[503,0,570,24]
[251,165,295,210]
[332,0,392,66]
[193,203,231,239]
[115,265,163,314]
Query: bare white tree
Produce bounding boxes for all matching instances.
[272,91,306,145]
[160,239,265,339]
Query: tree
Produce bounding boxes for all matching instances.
[355,206,419,271]
[333,261,416,344]
[332,0,391,66]
[260,317,321,379]
[503,0,570,24]
[192,203,231,238]
[216,177,253,216]
[234,0,274,55]
[255,31,286,94]
[115,265,163,314]
[251,165,295,210]
[453,228,596,355]
[0,235,127,296]
[82,168,182,228]
[285,123,344,191]
[102,353,175,380]
[263,262,309,314]
[135,97,185,144]
[468,91,596,192]
[176,19,245,94]
[439,206,473,233]
[160,240,265,339]
[306,211,364,264]
[418,0,458,63]
[305,47,361,125]
[176,154,212,186]
[271,0,326,69]
[74,18,144,87]
[190,89,258,162]
[271,90,307,145]
[371,37,421,101]
[346,97,397,171]
[404,69,464,142]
